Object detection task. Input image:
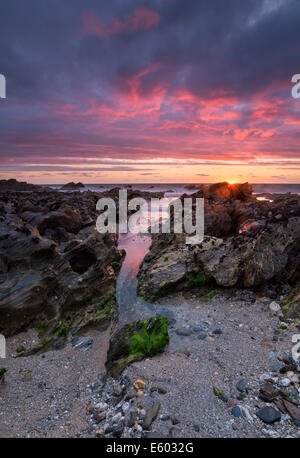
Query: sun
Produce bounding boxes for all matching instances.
[228,180,236,184]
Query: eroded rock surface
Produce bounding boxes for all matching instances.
[138,184,300,301]
[0,189,121,338]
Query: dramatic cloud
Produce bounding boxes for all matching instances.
[0,0,299,183]
[81,8,160,37]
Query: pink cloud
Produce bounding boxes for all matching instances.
[81,8,160,38]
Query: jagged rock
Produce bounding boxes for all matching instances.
[0,189,121,337]
[0,178,46,192]
[61,182,85,190]
[137,188,300,299]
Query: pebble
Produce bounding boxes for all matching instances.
[231,405,252,422]
[112,412,122,423]
[197,333,207,340]
[256,406,281,424]
[236,379,249,392]
[268,351,277,361]
[133,379,146,390]
[280,378,291,387]
[122,402,130,413]
[142,402,161,430]
[259,384,278,402]
[269,302,281,313]
[95,402,108,411]
[175,328,192,336]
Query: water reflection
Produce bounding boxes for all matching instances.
[116,198,178,327]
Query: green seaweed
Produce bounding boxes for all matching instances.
[186,272,206,287]
[200,290,218,301]
[111,261,121,274]
[129,316,169,357]
[56,323,68,340]
[0,368,6,379]
[16,345,26,355]
[213,386,228,403]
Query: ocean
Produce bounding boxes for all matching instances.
[45,183,300,196]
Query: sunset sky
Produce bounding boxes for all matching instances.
[0,0,300,184]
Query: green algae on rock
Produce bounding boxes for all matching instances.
[0,367,6,381]
[18,292,117,357]
[282,283,300,319]
[106,316,169,378]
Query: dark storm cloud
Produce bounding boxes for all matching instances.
[1,0,299,104]
[0,0,300,179]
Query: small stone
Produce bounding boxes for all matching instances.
[95,402,108,411]
[133,379,146,390]
[259,384,278,402]
[268,351,277,360]
[126,409,137,427]
[256,406,281,424]
[231,406,242,418]
[269,302,281,313]
[112,412,122,423]
[160,414,170,421]
[137,390,143,397]
[122,402,130,413]
[112,426,124,437]
[271,362,282,373]
[279,322,288,330]
[150,386,167,394]
[175,328,192,336]
[230,405,252,421]
[236,379,249,392]
[142,402,161,430]
[280,378,291,387]
[212,328,222,335]
[197,333,207,341]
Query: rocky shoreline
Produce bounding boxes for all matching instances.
[0,180,299,438]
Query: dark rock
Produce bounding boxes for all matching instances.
[137,189,300,299]
[212,328,223,335]
[175,328,192,336]
[126,409,137,427]
[259,384,278,402]
[150,386,167,394]
[0,178,46,192]
[61,182,85,191]
[231,406,243,418]
[256,406,281,424]
[282,399,300,421]
[112,426,124,438]
[142,402,161,430]
[0,189,122,337]
[236,379,249,392]
[51,337,66,350]
[197,332,207,340]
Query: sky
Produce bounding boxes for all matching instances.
[0,0,300,184]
